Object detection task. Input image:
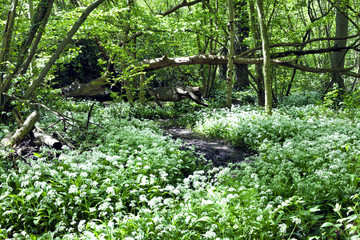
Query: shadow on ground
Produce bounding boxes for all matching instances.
[164,127,254,167]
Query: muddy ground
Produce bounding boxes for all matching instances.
[164,127,254,167]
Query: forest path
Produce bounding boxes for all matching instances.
[163,127,253,167]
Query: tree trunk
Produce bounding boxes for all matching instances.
[330,0,348,94]
[256,0,272,115]
[20,0,54,75]
[139,73,146,105]
[233,0,250,90]
[226,0,235,108]
[2,0,54,94]
[249,1,265,106]
[0,0,18,88]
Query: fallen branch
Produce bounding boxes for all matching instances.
[1,132,14,146]
[33,127,62,150]
[8,111,39,147]
[53,131,75,149]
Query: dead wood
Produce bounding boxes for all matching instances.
[53,131,75,149]
[8,111,39,147]
[1,132,14,146]
[33,127,62,150]
[150,86,208,106]
[142,54,360,77]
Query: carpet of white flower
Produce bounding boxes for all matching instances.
[1,102,360,239]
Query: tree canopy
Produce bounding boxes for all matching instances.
[1,0,360,114]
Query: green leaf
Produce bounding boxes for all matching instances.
[320,222,334,228]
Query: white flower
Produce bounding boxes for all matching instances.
[164,185,175,192]
[279,223,287,234]
[21,180,29,188]
[78,220,86,232]
[148,196,162,209]
[173,188,180,195]
[80,172,88,178]
[201,199,214,206]
[140,176,148,186]
[69,185,78,194]
[106,186,115,195]
[139,195,147,202]
[203,230,216,239]
[291,217,301,225]
[160,170,168,181]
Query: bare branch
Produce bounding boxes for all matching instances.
[160,0,203,16]
[240,33,360,57]
[272,45,360,59]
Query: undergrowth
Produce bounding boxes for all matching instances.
[1,97,360,239]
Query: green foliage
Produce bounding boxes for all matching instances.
[0,106,206,238]
[2,102,360,239]
[281,91,322,107]
[192,105,360,238]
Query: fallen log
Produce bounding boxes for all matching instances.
[149,86,208,106]
[8,111,40,147]
[53,131,75,149]
[33,127,62,150]
[1,132,14,146]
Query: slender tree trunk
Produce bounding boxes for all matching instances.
[0,0,18,115]
[27,0,35,73]
[226,0,235,109]
[249,1,265,106]
[0,0,18,86]
[2,0,54,94]
[21,0,54,75]
[256,0,272,115]
[139,73,146,105]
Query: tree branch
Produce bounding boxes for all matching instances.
[271,45,360,59]
[240,33,360,57]
[160,0,203,16]
[142,53,359,77]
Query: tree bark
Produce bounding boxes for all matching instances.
[1,0,55,94]
[0,0,18,87]
[330,0,348,93]
[33,127,62,150]
[226,0,235,108]
[160,0,203,16]
[20,0,54,74]
[139,73,146,105]
[233,0,250,90]
[8,111,40,147]
[142,54,359,76]
[256,0,272,115]
[249,0,265,106]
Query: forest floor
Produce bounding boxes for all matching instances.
[162,125,254,167]
[9,118,254,168]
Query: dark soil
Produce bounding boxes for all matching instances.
[164,127,254,167]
